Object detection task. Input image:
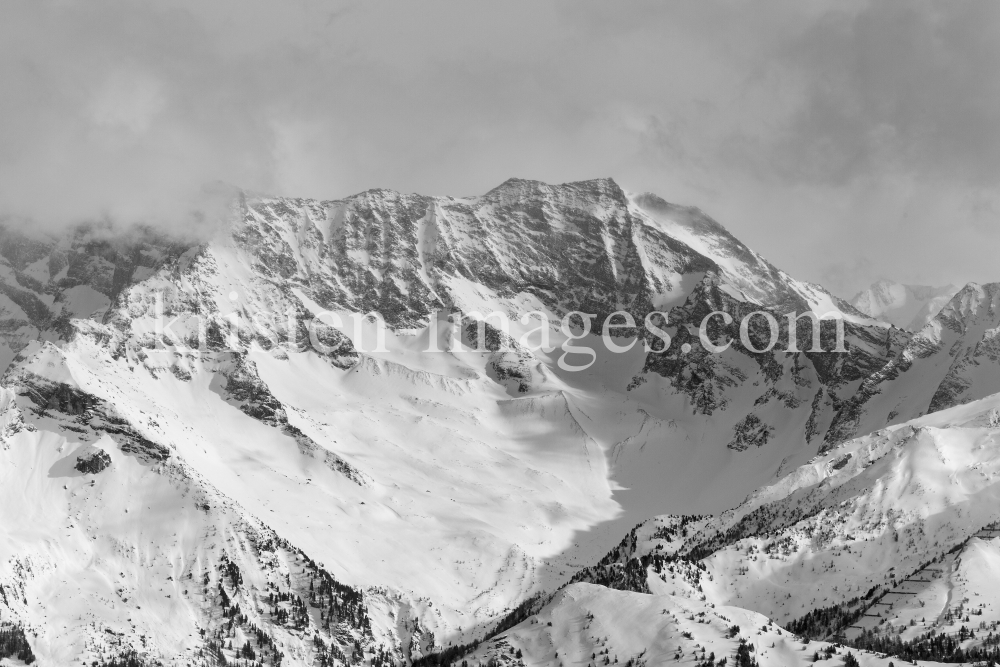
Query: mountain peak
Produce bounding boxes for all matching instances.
[629,192,732,240]
[850,279,959,331]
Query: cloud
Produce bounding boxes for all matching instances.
[1,1,997,294]
[0,2,280,230]
[768,1,1000,187]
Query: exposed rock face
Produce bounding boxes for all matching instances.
[462,320,538,394]
[74,448,111,474]
[13,369,172,463]
[727,413,774,451]
[635,276,906,453]
[235,179,664,328]
[233,178,871,329]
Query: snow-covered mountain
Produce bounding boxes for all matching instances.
[0,177,989,667]
[829,282,1000,445]
[851,280,958,331]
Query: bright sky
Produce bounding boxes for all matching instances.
[2,1,998,297]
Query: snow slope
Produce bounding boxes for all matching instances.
[464,582,899,667]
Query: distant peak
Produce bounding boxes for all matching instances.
[852,280,963,331]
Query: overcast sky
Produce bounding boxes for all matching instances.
[3,1,999,297]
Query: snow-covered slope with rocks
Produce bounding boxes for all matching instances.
[525,395,1000,667]
[829,282,1000,446]
[851,280,958,332]
[0,177,988,667]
